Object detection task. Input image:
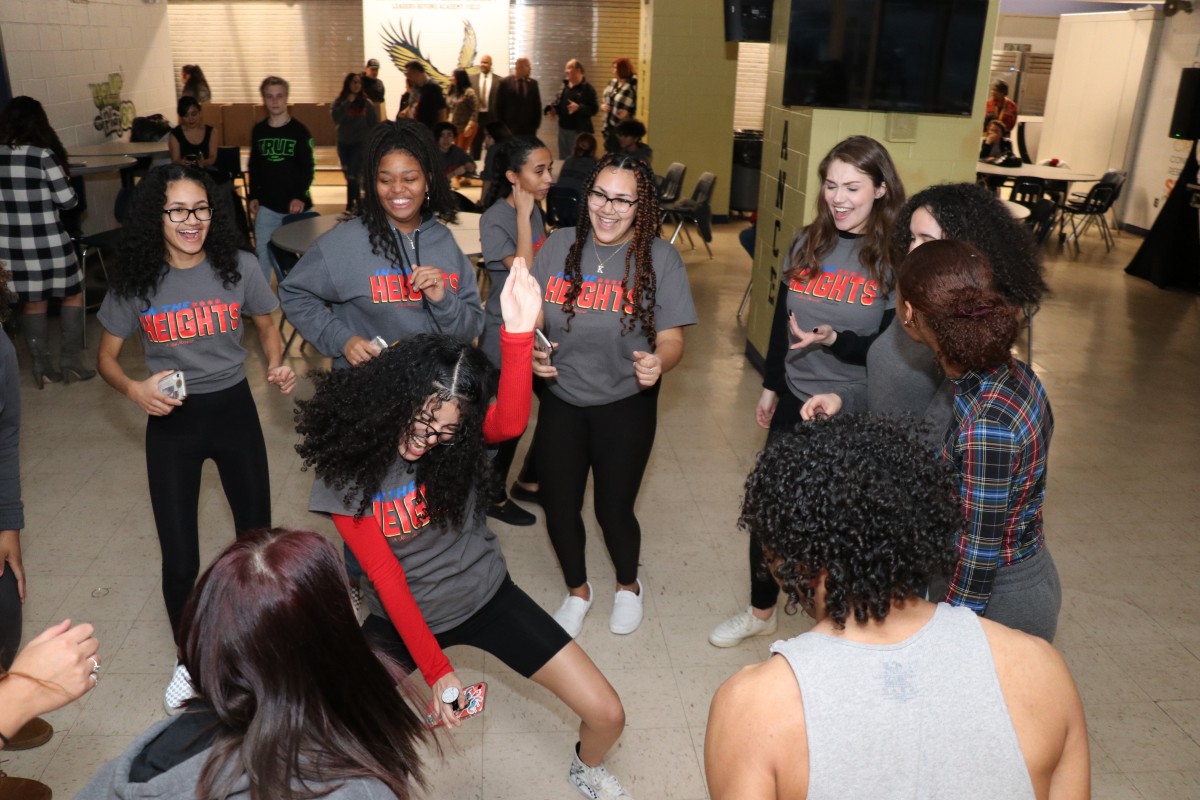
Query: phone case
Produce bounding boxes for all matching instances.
[425,681,487,728]
[157,371,187,400]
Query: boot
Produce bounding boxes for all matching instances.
[59,306,96,383]
[0,771,52,800]
[21,313,61,389]
[4,717,52,750]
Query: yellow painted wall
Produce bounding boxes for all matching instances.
[744,0,1003,358]
[639,0,739,216]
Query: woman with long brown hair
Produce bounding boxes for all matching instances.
[0,96,95,387]
[709,135,905,647]
[532,153,697,638]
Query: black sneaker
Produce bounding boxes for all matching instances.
[487,499,536,527]
[509,482,542,505]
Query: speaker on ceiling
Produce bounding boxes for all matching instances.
[724,0,773,43]
[1170,68,1200,141]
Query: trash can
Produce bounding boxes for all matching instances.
[730,129,763,213]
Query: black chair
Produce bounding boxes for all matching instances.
[451,191,479,214]
[1009,177,1045,209]
[1069,169,1125,241]
[1026,199,1058,249]
[657,162,687,205]
[544,185,581,230]
[1059,183,1117,256]
[71,185,135,304]
[268,210,320,355]
[661,172,716,258]
[1015,122,1034,165]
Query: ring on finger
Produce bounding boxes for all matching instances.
[89,656,101,673]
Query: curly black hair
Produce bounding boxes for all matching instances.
[892,182,1048,310]
[559,153,661,347]
[294,334,494,525]
[360,120,458,273]
[739,414,960,629]
[112,165,242,310]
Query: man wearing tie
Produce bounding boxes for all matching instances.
[494,57,541,137]
[470,54,501,160]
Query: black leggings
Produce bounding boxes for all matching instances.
[535,386,658,588]
[0,567,19,670]
[749,386,805,610]
[145,380,271,637]
[489,380,542,503]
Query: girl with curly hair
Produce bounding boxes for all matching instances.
[531,153,697,638]
[898,239,1059,642]
[77,529,429,799]
[800,182,1048,440]
[709,135,904,648]
[0,96,95,387]
[97,165,296,708]
[479,137,552,526]
[280,119,483,369]
[295,262,636,800]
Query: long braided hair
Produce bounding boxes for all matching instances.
[360,120,458,271]
[559,154,661,348]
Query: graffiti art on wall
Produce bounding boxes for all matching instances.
[380,18,480,91]
[90,73,136,138]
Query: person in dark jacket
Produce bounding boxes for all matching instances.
[546,59,599,159]
[494,57,542,136]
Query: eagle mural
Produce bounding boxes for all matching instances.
[380,18,481,91]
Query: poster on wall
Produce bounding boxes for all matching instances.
[363,0,510,116]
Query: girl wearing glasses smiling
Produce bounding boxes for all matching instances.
[530,153,697,638]
[295,261,636,800]
[97,165,295,711]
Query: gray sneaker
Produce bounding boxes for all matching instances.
[708,606,777,647]
[569,753,635,800]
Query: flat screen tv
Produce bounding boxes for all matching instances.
[782,0,989,116]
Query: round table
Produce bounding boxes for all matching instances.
[975,162,1098,183]
[270,213,483,259]
[68,155,136,175]
[71,141,171,159]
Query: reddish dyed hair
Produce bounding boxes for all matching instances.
[788,135,905,288]
[613,58,634,80]
[179,528,428,800]
[898,239,1019,372]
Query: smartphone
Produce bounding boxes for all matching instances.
[425,681,487,728]
[157,370,187,400]
[533,329,553,361]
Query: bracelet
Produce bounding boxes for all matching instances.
[0,729,10,747]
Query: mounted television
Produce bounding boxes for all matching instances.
[782,0,989,116]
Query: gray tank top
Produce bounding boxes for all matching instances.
[770,603,1035,799]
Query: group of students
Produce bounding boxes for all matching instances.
[1,82,1072,795]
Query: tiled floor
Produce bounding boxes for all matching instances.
[4,206,1199,799]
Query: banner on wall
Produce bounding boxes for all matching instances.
[363,0,511,114]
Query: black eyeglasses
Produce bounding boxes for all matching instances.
[162,207,214,223]
[411,415,459,446]
[587,190,637,213]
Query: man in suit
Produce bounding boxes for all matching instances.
[494,57,541,137]
[470,54,501,159]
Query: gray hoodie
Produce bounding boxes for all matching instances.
[74,718,401,799]
[279,215,483,369]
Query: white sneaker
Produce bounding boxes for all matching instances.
[569,753,635,799]
[708,606,777,647]
[163,661,196,716]
[609,579,644,635]
[553,583,593,638]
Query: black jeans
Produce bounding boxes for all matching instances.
[749,386,804,610]
[0,567,19,670]
[535,386,658,588]
[145,380,271,637]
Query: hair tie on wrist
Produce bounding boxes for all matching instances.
[0,729,10,747]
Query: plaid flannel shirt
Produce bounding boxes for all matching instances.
[941,361,1053,613]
